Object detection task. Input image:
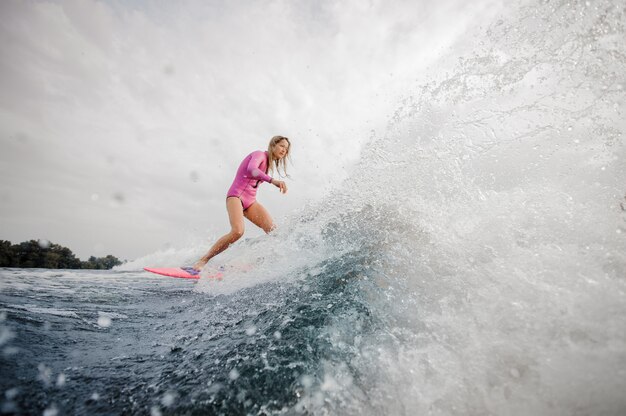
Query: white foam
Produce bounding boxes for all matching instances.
[10,304,80,319]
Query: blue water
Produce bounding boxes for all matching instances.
[0,242,405,415]
[2,0,626,414]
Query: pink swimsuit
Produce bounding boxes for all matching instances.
[227,150,273,210]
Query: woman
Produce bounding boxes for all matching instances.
[185,136,291,274]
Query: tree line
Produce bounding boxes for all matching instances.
[0,240,123,270]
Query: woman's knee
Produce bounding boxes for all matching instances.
[230,227,244,240]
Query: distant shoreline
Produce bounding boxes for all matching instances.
[0,239,124,270]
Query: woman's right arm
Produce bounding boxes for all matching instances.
[245,152,273,183]
[270,178,288,194]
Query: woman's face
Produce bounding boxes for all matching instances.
[272,139,289,160]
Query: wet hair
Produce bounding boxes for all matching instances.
[267,135,291,178]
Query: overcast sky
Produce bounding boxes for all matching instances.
[0,0,501,260]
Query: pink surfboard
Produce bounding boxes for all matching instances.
[143,267,224,280]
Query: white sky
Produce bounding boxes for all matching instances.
[0,0,500,260]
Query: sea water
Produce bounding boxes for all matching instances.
[2,0,625,414]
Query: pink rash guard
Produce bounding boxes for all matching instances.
[226,150,273,210]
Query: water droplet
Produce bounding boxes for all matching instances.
[245,326,257,336]
[273,331,282,339]
[109,192,126,208]
[38,239,50,249]
[43,405,58,416]
[229,369,240,380]
[0,326,14,347]
[163,64,175,76]
[161,391,177,407]
[56,373,66,387]
[97,316,112,328]
[301,375,314,388]
[5,388,19,400]
[37,364,52,387]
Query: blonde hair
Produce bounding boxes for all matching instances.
[267,136,291,178]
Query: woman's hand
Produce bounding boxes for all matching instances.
[271,179,288,194]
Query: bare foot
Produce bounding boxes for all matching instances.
[192,261,206,271]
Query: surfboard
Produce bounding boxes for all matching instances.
[143,267,224,279]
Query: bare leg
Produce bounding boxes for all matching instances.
[244,202,276,234]
[192,197,245,270]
